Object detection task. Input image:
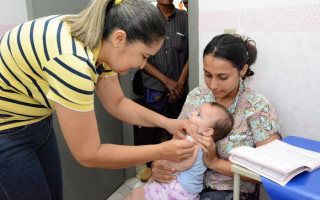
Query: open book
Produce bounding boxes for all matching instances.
[229,139,320,186]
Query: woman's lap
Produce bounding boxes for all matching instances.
[200,187,259,200]
[200,189,233,200]
[0,116,62,200]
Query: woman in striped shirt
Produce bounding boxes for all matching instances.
[0,0,196,199]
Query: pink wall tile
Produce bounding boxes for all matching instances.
[0,25,16,37]
[199,4,320,32]
[199,10,239,32]
[242,4,320,32]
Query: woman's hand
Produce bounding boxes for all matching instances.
[164,119,197,141]
[151,160,178,184]
[158,139,195,162]
[198,135,218,169]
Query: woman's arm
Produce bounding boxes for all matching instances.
[255,133,281,147]
[55,103,195,169]
[95,75,195,139]
[200,133,281,182]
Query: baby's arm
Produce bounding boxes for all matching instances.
[165,143,199,171]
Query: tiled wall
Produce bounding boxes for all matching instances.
[199,4,320,32]
[0,0,28,37]
[0,25,16,37]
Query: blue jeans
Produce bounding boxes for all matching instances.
[0,116,62,200]
[200,187,259,200]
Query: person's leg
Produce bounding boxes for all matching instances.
[139,126,155,181]
[135,91,164,149]
[37,116,62,200]
[140,125,161,181]
[200,188,258,200]
[199,189,233,200]
[144,126,162,169]
[140,95,165,180]
[144,179,169,200]
[124,177,155,200]
[0,116,62,200]
[123,185,146,200]
[170,180,200,200]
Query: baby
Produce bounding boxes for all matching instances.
[124,102,234,200]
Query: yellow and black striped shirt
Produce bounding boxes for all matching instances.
[0,15,116,130]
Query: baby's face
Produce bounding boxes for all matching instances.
[188,103,224,134]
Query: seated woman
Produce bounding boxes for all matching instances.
[151,33,282,200]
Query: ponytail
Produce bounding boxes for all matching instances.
[63,0,112,49]
[63,0,165,50]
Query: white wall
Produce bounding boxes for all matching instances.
[0,0,28,36]
[198,0,320,141]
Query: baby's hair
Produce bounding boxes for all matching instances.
[208,102,234,141]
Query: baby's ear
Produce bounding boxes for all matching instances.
[202,128,213,136]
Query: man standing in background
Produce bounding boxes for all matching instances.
[136,0,189,182]
[183,0,188,10]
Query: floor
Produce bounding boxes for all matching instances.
[106,164,147,200]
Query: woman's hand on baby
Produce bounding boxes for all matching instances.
[151,160,178,184]
[198,135,218,168]
[164,119,197,140]
[158,139,195,162]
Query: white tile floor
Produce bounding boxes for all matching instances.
[106,165,146,200]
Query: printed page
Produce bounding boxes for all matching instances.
[229,140,320,174]
[259,140,320,171]
[230,155,307,186]
[230,155,290,181]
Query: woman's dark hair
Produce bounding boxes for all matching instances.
[103,0,165,47]
[203,34,257,79]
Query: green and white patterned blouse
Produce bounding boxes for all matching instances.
[178,80,281,193]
